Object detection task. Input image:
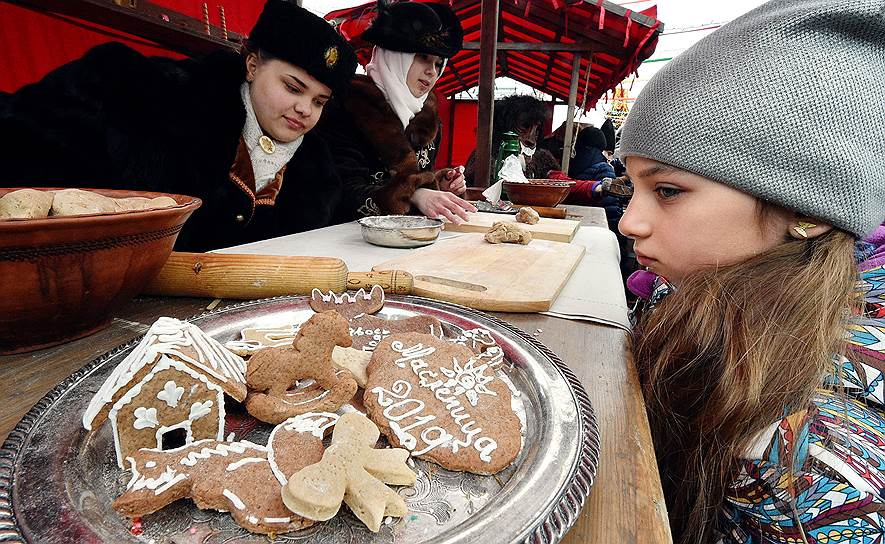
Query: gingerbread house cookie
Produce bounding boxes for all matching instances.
[83,317,248,468]
[364,332,522,475]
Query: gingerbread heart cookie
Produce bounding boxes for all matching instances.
[363,332,521,475]
[310,285,443,351]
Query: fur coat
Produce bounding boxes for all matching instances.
[315,74,443,221]
[0,42,342,252]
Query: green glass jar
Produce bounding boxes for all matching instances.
[494,131,522,200]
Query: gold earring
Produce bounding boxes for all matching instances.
[793,221,817,238]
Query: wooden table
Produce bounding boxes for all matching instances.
[0,207,671,543]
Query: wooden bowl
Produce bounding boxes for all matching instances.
[0,188,201,354]
[503,179,575,207]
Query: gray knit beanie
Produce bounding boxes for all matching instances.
[619,0,885,237]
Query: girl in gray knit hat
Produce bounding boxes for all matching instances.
[618,0,885,542]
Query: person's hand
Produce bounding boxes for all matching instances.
[438,165,467,195]
[410,188,476,224]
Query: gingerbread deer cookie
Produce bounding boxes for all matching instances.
[364,332,521,475]
[310,285,443,351]
[245,311,358,424]
[114,413,338,535]
[282,412,416,532]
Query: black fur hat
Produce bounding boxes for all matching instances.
[600,118,616,152]
[362,1,463,58]
[249,0,357,96]
[577,126,608,151]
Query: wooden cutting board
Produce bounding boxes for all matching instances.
[372,233,584,312]
[442,211,580,242]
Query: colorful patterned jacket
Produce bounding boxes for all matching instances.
[629,226,885,543]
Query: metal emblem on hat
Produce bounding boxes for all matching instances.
[324,46,339,68]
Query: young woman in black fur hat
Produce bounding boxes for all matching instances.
[316,0,476,224]
[0,0,357,251]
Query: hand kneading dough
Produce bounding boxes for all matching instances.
[0,189,54,219]
[484,221,533,245]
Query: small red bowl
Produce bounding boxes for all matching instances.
[503,179,575,207]
[0,188,201,354]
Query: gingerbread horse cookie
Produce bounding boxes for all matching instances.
[282,412,416,532]
[245,311,358,424]
[310,285,444,351]
[364,332,521,475]
[114,413,338,535]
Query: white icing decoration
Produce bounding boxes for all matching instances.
[223,489,246,510]
[126,463,188,495]
[226,457,266,471]
[83,317,247,431]
[264,517,291,523]
[154,473,187,495]
[248,515,259,525]
[439,356,498,407]
[133,407,159,430]
[145,461,156,468]
[179,441,266,467]
[266,413,338,485]
[311,285,383,306]
[189,400,213,421]
[157,380,184,408]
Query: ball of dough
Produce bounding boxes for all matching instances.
[515,207,540,225]
[50,189,117,216]
[484,221,533,245]
[0,189,54,220]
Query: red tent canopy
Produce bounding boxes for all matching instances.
[326,0,662,104]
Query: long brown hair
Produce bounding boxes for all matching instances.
[633,228,858,543]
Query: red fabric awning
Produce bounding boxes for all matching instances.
[326,0,662,104]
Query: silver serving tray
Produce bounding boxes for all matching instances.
[0,296,599,544]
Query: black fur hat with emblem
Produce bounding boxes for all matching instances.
[362,1,464,59]
[248,0,357,96]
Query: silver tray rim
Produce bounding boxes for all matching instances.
[0,294,600,544]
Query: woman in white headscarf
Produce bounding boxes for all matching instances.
[317,1,475,224]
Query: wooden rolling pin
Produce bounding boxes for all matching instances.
[143,252,413,299]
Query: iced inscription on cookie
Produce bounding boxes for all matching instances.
[113,413,330,535]
[363,333,519,475]
[310,286,444,351]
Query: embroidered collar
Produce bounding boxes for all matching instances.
[240,82,302,193]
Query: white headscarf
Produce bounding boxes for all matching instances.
[366,46,432,129]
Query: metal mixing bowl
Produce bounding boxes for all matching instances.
[358,215,443,248]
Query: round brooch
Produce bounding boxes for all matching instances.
[258,135,275,154]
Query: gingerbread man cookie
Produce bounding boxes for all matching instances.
[113,413,337,535]
[281,412,416,532]
[245,311,358,424]
[310,285,443,351]
[364,332,521,475]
